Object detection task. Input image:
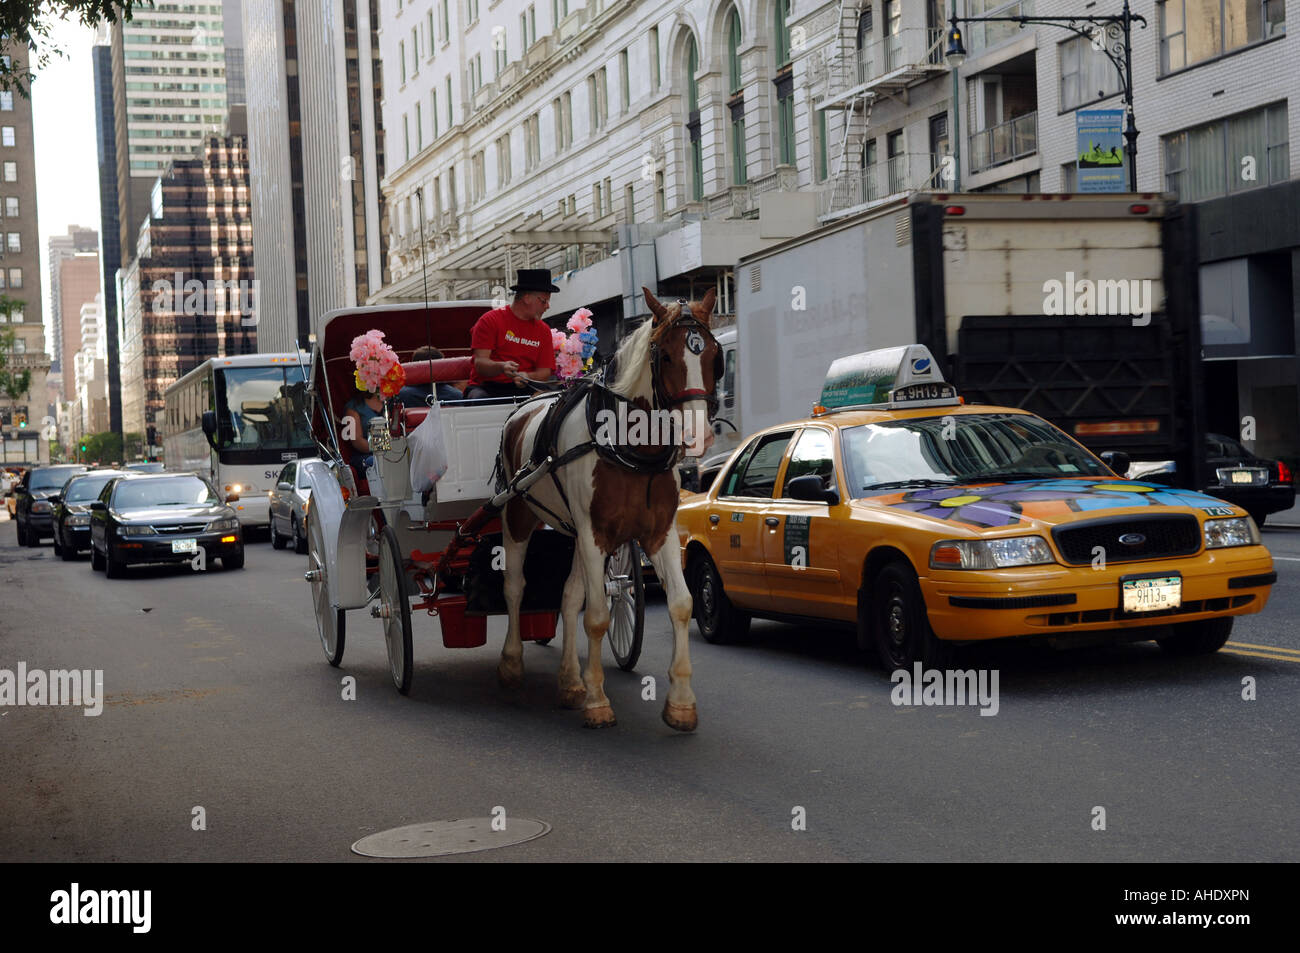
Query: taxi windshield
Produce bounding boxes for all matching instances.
[842,413,1109,496]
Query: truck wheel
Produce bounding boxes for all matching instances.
[872,561,953,671]
[688,552,750,645]
[1156,617,1232,656]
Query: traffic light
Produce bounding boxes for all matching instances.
[80,443,88,453]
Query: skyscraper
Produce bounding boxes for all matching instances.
[92,26,123,433]
[47,227,99,402]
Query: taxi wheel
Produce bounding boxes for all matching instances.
[1156,617,1232,656]
[689,552,750,645]
[873,561,953,671]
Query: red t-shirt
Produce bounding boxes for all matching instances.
[467,306,556,385]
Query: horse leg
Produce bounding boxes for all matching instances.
[575,533,616,728]
[646,536,698,732]
[497,499,535,689]
[556,554,587,709]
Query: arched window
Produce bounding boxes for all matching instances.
[685,33,703,201]
[726,6,747,184]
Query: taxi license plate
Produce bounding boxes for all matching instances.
[171,538,198,554]
[1230,469,1253,484]
[1121,575,1181,613]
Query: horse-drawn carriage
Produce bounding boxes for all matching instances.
[300,290,721,730]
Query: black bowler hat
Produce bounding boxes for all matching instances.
[509,268,560,293]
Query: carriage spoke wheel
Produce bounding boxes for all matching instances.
[604,542,645,672]
[307,511,346,666]
[376,524,414,695]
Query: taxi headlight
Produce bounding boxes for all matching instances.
[1204,517,1258,548]
[930,536,1055,570]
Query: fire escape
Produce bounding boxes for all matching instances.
[817,0,948,220]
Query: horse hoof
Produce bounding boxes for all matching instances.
[558,685,587,709]
[582,705,617,729]
[662,701,698,733]
[497,662,524,690]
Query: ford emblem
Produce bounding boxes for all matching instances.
[1118,533,1146,546]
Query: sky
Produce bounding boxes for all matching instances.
[29,17,102,354]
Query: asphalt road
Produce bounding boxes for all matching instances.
[2,511,1297,862]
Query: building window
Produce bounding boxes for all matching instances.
[428,9,436,57]
[553,0,569,28]
[432,89,439,139]
[6,233,18,253]
[686,34,703,201]
[1164,101,1289,201]
[1160,0,1286,73]
[4,197,16,216]
[445,76,453,127]
[815,106,829,181]
[2,161,14,182]
[619,49,630,111]
[563,91,573,146]
[448,165,457,209]
[521,5,536,49]
[774,0,792,67]
[467,0,479,24]
[0,92,12,111]
[399,40,406,84]
[440,0,450,42]
[650,26,660,91]
[524,113,541,170]
[587,70,607,133]
[494,26,507,77]
[624,183,635,223]
[775,72,795,166]
[731,103,747,184]
[0,127,14,148]
[7,267,21,288]
[727,7,743,95]
[471,151,485,202]
[415,102,423,152]
[1061,161,1078,191]
[592,182,602,216]
[1059,34,1122,111]
[496,133,511,187]
[411,27,419,75]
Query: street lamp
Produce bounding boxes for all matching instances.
[944,0,1146,192]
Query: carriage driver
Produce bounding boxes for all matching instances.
[463,269,560,400]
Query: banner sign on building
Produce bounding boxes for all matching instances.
[1076,109,1125,192]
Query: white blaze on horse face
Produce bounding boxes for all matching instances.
[682,401,713,457]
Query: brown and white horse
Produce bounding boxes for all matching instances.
[496,287,721,730]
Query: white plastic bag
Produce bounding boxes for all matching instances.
[409,401,448,493]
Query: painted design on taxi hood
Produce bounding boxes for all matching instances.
[872,479,1236,529]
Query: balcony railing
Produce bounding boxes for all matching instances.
[853,27,945,84]
[968,111,1038,173]
[819,152,947,218]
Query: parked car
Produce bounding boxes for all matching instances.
[89,472,244,577]
[268,457,317,554]
[13,465,88,546]
[1128,433,1295,526]
[50,470,120,560]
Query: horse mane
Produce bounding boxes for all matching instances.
[608,310,661,397]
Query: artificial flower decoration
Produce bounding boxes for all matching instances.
[350,329,401,393]
[554,308,599,379]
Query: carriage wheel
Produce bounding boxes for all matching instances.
[377,524,414,695]
[605,541,645,672]
[307,510,346,666]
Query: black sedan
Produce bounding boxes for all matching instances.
[1131,433,1295,526]
[89,472,245,577]
[13,465,87,546]
[50,470,120,560]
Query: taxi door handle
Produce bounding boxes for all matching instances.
[708,514,720,525]
[764,517,780,527]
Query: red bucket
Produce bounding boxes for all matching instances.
[520,612,557,642]
[437,596,487,648]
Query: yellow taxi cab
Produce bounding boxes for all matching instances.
[677,345,1276,669]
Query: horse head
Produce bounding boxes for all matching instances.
[641,286,721,457]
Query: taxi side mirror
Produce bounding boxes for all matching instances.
[786,474,839,506]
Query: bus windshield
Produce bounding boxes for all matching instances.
[213,365,312,453]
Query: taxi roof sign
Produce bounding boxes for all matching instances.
[816,345,960,413]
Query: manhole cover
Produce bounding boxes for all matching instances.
[351,817,551,858]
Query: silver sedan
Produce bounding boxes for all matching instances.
[268,457,317,554]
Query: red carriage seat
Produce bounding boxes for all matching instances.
[399,356,473,431]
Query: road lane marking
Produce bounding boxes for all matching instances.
[1226,640,1300,656]
[1270,556,1300,561]
[1221,647,1300,664]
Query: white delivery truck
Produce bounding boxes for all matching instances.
[715,191,1206,491]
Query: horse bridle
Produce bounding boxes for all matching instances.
[650,300,722,418]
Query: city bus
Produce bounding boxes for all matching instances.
[161,352,315,529]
